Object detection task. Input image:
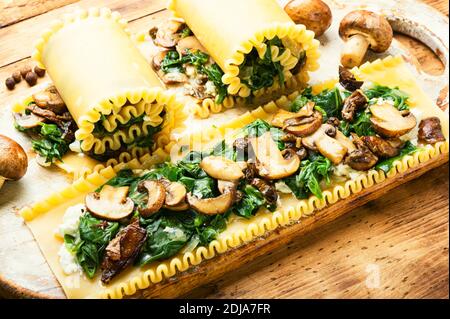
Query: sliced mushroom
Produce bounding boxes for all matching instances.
[284,110,323,137]
[271,102,314,128]
[101,218,147,284]
[13,112,45,129]
[345,133,378,170]
[85,185,135,221]
[341,89,368,122]
[370,103,417,137]
[154,20,183,48]
[200,156,244,181]
[418,117,446,144]
[302,124,348,164]
[152,50,168,71]
[250,132,300,179]
[32,86,66,114]
[164,202,190,211]
[335,129,356,153]
[187,190,235,215]
[217,180,238,194]
[137,180,166,217]
[176,36,206,56]
[361,135,400,158]
[284,0,332,37]
[162,72,188,85]
[160,179,187,206]
[339,10,393,68]
[339,66,363,91]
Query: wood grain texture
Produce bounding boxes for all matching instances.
[0,0,448,299]
[0,0,78,27]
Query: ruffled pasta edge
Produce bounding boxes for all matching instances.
[12,92,185,179]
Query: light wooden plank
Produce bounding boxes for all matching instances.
[0,0,78,27]
[0,0,167,67]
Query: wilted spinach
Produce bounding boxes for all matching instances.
[364,85,410,111]
[283,153,332,199]
[31,123,70,163]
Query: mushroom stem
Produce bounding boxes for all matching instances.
[0,177,5,190]
[341,34,369,68]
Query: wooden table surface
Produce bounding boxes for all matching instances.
[0,0,448,299]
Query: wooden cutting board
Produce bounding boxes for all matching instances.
[0,0,448,299]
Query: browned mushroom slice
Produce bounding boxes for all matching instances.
[345,133,378,170]
[13,112,45,129]
[138,180,166,218]
[101,218,147,284]
[418,117,446,144]
[200,156,244,181]
[370,103,417,137]
[164,201,190,211]
[339,10,393,68]
[32,86,66,114]
[85,185,135,221]
[271,102,314,128]
[176,36,206,56]
[361,135,400,158]
[284,0,332,37]
[217,180,238,194]
[187,190,235,215]
[302,124,349,164]
[160,179,187,206]
[341,90,368,122]
[284,110,323,137]
[250,132,300,179]
[154,20,183,48]
[339,66,363,91]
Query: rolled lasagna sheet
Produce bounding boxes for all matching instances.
[168,0,320,98]
[32,8,185,159]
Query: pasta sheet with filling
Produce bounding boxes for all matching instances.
[30,8,186,160]
[168,0,320,117]
[20,56,449,299]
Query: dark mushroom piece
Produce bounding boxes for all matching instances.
[339,66,363,91]
[341,89,368,122]
[0,135,28,190]
[250,178,278,206]
[345,133,378,170]
[152,50,168,71]
[361,135,400,158]
[85,185,135,221]
[101,218,147,284]
[339,10,393,68]
[418,117,446,144]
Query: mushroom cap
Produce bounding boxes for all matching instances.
[285,0,332,37]
[339,10,393,53]
[0,135,28,181]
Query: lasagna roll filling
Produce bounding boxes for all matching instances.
[168,0,320,99]
[32,8,184,160]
